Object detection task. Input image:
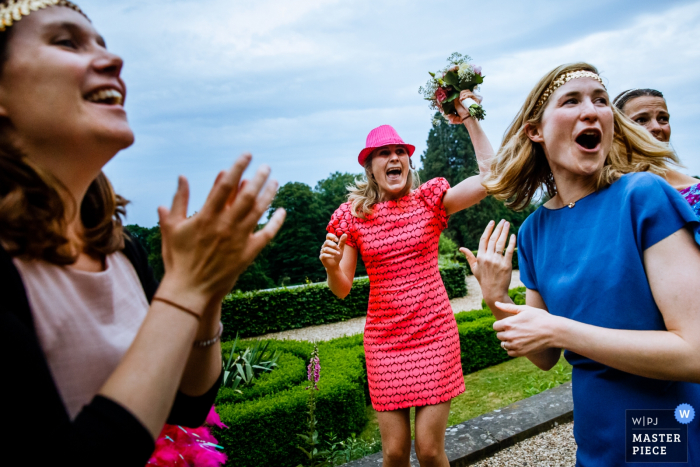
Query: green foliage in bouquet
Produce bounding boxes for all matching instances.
[419,52,485,121]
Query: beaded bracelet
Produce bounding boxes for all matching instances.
[194,321,224,348]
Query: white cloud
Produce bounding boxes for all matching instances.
[88,0,700,225]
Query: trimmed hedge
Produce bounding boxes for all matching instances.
[221,265,468,339]
[215,351,306,405]
[221,279,371,339]
[454,307,492,325]
[440,264,468,298]
[480,286,526,310]
[458,317,512,373]
[214,338,367,467]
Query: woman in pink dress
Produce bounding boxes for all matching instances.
[321,110,492,467]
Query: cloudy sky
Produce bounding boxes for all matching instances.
[79,0,700,227]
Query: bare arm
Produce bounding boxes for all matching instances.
[320,232,357,299]
[443,91,495,215]
[493,226,700,383]
[521,289,562,371]
[100,155,286,437]
[461,220,562,371]
[178,303,222,396]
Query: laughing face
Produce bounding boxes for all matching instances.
[528,78,614,181]
[0,6,133,171]
[369,144,411,201]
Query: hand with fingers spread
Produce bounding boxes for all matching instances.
[492,302,562,357]
[156,153,286,316]
[320,233,347,271]
[459,219,516,307]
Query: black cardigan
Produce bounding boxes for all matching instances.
[0,233,222,466]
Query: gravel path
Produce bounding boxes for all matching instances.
[257,271,523,342]
[470,421,576,467]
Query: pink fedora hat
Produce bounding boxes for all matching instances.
[357,125,415,166]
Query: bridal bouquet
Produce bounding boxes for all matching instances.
[419,52,485,121]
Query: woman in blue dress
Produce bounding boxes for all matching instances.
[462,63,700,467]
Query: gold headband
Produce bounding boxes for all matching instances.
[0,0,87,32]
[531,70,605,117]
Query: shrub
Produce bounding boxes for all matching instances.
[458,317,512,374]
[214,339,367,467]
[215,351,307,405]
[481,286,526,310]
[220,279,371,339]
[221,267,468,339]
[440,263,468,299]
[454,308,492,324]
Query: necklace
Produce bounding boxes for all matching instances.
[559,187,595,209]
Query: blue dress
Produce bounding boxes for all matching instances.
[517,173,700,467]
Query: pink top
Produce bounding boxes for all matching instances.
[13,252,149,420]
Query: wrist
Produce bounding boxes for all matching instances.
[157,275,217,318]
[547,315,568,349]
[483,289,510,307]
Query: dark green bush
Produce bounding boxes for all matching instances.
[481,286,526,310]
[221,266,468,339]
[215,351,306,405]
[220,279,371,339]
[454,308,492,324]
[440,264,468,299]
[458,317,512,374]
[214,339,367,467]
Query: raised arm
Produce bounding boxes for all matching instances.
[443,91,496,215]
[100,154,286,438]
[492,226,700,383]
[461,220,563,371]
[320,232,357,299]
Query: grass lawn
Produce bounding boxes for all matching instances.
[359,353,572,441]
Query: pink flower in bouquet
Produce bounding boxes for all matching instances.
[473,65,482,76]
[435,87,448,103]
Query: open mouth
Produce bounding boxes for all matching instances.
[575,129,602,151]
[85,88,124,106]
[386,166,402,181]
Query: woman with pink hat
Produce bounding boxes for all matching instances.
[321,105,493,467]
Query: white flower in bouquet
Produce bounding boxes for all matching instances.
[457,63,474,80]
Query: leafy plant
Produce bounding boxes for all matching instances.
[296,344,332,467]
[523,362,572,396]
[326,432,382,466]
[223,333,281,392]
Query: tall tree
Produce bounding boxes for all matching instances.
[419,114,536,249]
[314,172,367,276]
[266,182,327,285]
[125,224,164,280]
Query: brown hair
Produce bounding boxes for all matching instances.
[613,88,665,112]
[482,62,679,210]
[0,17,127,264]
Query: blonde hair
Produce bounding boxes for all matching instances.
[347,152,420,218]
[483,62,679,210]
